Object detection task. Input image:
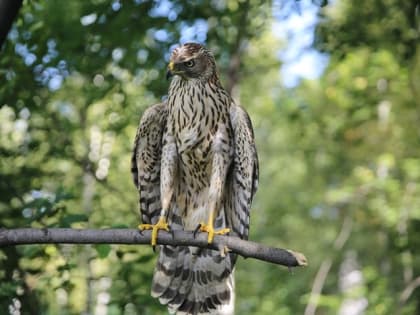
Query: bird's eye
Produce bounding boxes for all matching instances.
[184,60,195,68]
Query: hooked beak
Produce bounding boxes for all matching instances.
[166,61,174,80]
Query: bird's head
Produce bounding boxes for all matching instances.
[166,43,217,82]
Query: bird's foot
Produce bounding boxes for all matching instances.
[218,245,231,257]
[138,216,170,249]
[197,222,230,244]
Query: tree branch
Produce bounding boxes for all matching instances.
[0,228,307,268]
[0,0,23,50]
[304,215,353,315]
[398,276,420,311]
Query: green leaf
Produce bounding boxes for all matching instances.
[29,21,44,32]
[94,244,112,259]
[60,214,88,227]
[136,253,155,264]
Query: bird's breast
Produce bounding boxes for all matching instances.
[168,82,232,182]
[176,126,211,155]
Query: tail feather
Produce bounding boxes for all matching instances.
[152,245,235,315]
[156,247,194,309]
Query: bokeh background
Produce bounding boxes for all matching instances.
[1,0,419,314]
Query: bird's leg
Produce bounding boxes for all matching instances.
[199,210,230,244]
[139,135,177,248]
[138,211,170,248]
[199,136,230,244]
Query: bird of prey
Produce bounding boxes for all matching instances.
[131,42,259,315]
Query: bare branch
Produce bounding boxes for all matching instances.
[0,228,307,268]
[304,215,353,315]
[399,276,420,308]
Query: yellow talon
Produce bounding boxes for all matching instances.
[199,222,230,244]
[138,216,169,246]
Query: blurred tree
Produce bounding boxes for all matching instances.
[294,0,420,314]
[0,0,275,314]
[1,0,419,314]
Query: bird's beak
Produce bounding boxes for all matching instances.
[166,61,174,80]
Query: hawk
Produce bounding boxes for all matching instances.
[131,43,259,315]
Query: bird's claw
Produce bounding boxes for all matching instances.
[218,245,230,257]
[138,216,170,248]
[198,222,230,244]
[193,223,202,238]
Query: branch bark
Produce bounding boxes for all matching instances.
[0,228,307,268]
[0,0,23,50]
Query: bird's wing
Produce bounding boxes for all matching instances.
[131,102,167,225]
[225,104,259,240]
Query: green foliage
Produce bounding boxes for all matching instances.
[1,0,419,314]
[94,244,112,259]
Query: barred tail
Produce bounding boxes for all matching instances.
[152,245,235,315]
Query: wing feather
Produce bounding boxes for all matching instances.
[225,104,259,240]
[131,102,167,225]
